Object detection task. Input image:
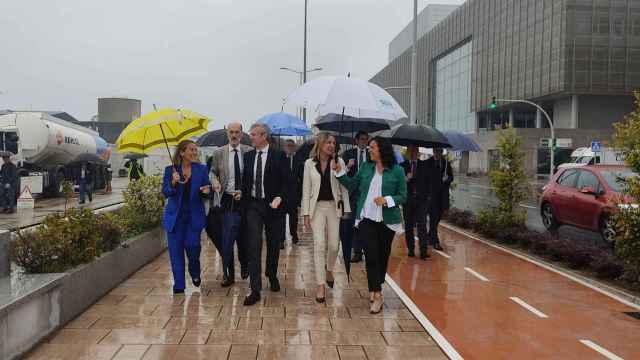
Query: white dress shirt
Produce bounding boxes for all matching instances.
[226,145,243,193]
[252,144,269,198]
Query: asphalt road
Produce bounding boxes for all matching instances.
[452,177,605,246]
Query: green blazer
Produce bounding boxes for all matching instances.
[337,162,407,225]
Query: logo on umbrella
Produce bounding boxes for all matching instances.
[379,99,394,109]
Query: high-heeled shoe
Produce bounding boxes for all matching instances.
[326,271,334,289]
[315,286,326,303]
[370,295,383,314]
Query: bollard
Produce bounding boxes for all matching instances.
[0,230,9,277]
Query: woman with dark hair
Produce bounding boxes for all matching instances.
[332,136,407,313]
[162,140,211,294]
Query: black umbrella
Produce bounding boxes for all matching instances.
[123,153,149,160]
[315,113,393,134]
[69,153,107,166]
[0,151,15,158]
[386,124,451,148]
[197,129,251,147]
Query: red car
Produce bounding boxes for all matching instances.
[540,165,637,243]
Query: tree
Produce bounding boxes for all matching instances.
[613,91,640,284]
[480,126,529,229]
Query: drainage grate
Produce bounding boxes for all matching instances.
[624,312,640,320]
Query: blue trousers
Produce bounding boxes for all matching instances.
[167,215,202,291]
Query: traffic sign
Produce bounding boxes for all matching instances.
[591,140,601,152]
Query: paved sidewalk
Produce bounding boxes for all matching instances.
[388,225,640,360]
[26,225,446,359]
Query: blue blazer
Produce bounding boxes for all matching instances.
[162,163,210,232]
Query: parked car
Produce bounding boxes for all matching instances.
[539,165,638,244]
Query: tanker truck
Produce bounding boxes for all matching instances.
[0,112,112,196]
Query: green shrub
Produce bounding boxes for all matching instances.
[9,176,163,274]
[612,90,640,285]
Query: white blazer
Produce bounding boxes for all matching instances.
[302,157,351,219]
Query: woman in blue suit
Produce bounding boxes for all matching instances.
[162,140,211,294]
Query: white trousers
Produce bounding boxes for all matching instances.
[312,201,340,285]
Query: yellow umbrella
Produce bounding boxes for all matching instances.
[115,108,211,159]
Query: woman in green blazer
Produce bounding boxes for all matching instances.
[333,137,407,314]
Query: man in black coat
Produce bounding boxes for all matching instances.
[402,146,430,260]
[241,123,290,306]
[424,148,454,251]
[284,139,301,246]
[340,130,369,263]
[0,156,18,213]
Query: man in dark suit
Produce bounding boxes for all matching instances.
[284,139,301,247]
[340,131,369,263]
[424,148,454,251]
[241,123,290,306]
[402,145,430,260]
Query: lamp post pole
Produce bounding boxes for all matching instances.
[303,0,309,124]
[494,98,555,178]
[410,0,418,125]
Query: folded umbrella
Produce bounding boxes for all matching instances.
[197,129,251,147]
[442,130,481,152]
[257,112,311,136]
[205,192,224,256]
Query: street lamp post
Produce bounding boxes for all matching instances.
[410,0,418,125]
[492,98,555,178]
[280,67,323,121]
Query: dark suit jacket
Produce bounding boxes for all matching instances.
[424,157,454,211]
[286,153,304,210]
[341,147,370,178]
[241,147,290,212]
[162,163,210,232]
[401,159,428,200]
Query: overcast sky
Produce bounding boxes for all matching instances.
[0,0,464,129]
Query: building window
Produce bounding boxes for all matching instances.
[434,41,474,134]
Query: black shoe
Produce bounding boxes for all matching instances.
[408,250,415,257]
[326,280,334,289]
[280,243,285,250]
[433,244,444,251]
[420,252,430,260]
[315,297,326,304]
[269,277,281,292]
[351,254,363,263]
[292,236,299,244]
[243,291,261,306]
[173,288,185,295]
[88,193,93,202]
[241,268,249,280]
[79,201,85,205]
[192,278,201,288]
[221,278,234,287]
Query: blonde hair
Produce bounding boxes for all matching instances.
[172,140,197,165]
[310,132,336,160]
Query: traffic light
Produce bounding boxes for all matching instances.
[489,97,497,110]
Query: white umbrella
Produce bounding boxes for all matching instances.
[285,76,408,121]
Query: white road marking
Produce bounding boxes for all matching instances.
[386,276,465,360]
[509,297,548,318]
[579,340,624,360]
[471,195,484,200]
[519,204,538,210]
[464,267,490,282]
[413,236,451,259]
[441,223,640,310]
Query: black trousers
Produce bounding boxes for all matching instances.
[403,196,429,254]
[246,198,284,292]
[221,194,248,280]
[428,201,444,246]
[286,206,299,241]
[358,218,395,293]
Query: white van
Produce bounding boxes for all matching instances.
[557,147,626,170]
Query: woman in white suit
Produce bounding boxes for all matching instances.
[302,132,351,303]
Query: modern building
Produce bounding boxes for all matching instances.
[389,4,459,62]
[94,97,142,143]
[371,0,640,176]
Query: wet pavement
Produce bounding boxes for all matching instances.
[26,223,446,360]
[388,225,640,360]
[0,177,128,230]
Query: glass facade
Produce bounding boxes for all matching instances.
[434,41,474,134]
